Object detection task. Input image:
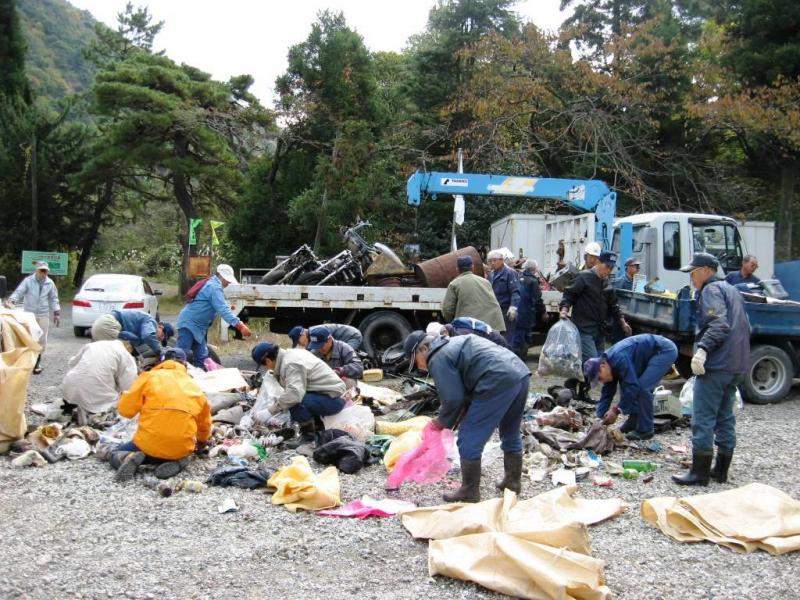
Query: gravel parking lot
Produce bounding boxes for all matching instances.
[2,310,800,600]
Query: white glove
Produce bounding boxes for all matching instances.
[691,348,707,376]
[507,306,518,321]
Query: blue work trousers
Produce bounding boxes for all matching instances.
[692,371,740,452]
[113,441,180,463]
[502,314,516,344]
[580,333,604,364]
[457,375,530,460]
[177,327,208,369]
[289,392,346,424]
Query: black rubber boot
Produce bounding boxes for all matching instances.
[495,452,523,495]
[577,381,592,403]
[33,355,42,375]
[284,421,315,450]
[672,450,712,486]
[711,448,734,483]
[114,451,145,483]
[154,457,192,480]
[620,414,638,434]
[564,378,579,398]
[444,459,481,503]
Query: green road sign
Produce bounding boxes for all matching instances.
[21,251,69,276]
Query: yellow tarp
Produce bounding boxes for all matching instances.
[402,487,625,600]
[383,429,423,473]
[375,415,431,436]
[267,456,341,513]
[641,483,800,555]
[0,311,41,445]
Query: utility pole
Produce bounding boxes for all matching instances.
[31,131,38,248]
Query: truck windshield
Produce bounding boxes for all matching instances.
[690,221,743,271]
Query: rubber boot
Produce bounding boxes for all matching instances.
[33,355,42,375]
[495,452,523,495]
[443,459,481,503]
[577,381,592,403]
[619,414,638,434]
[672,450,712,486]
[711,448,734,483]
[154,457,192,480]
[564,378,579,398]
[284,421,315,450]
[114,451,145,483]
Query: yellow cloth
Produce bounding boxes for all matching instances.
[642,483,800,555]
[383,429,423,472]
[0,311,41,444]
[268,456,341,513]
[402,487,625,600]
[118,360,212,460]
[375,415,431,436]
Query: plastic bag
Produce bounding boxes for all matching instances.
[385,422,455,489]
[537,319,582,378]
[679,376,743,417]
[240,372,285,429]
[322,404,375,441]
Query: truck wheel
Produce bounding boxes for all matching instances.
[741,344,793,404]
[258,269,286,285]
[73,326,86,337]
[359,311,412,360]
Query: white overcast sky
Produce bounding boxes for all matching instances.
[67,0,567,104]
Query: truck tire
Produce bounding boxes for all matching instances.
[73,326,86,337]
[359,311,412,360]
[294,270,326,285]
[258,269,286,285]
[741,344,793,404]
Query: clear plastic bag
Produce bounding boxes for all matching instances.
[537,319,582,379]
[679,376,743,416]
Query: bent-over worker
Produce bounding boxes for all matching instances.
[439,316,508,347]
[307,325,364,382]
[403,331,530,503]
[176,264,251,368]
[92,309,174,356]
[674,253,750,486]
[251,342,346,447]
[112,348,212,483]
[289,323,363,351]
[583,334,678,441]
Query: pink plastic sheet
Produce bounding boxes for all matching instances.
[203,357,223,371]
[317,496,416,519]
[385,422,455,490]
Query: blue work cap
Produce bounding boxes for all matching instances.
[251,341,277,365]
[161,347,187,364]
[307,326,331,351]
[287,325,305,347]
[160,322,175,341]
[599,251,617,267]
[583,357,603,388]
[680,252,719,273]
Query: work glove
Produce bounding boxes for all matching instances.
[691,348,707,376]
[620,319,632,337]
[53,311,60,327]
[506,306,518,321]
[601,406,620,426]
[559,307,570,320]
[235,322,252,337]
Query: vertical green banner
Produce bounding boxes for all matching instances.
[189,218,203,245]
[210,220,224,246]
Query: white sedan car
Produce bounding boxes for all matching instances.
[72,274,162,337]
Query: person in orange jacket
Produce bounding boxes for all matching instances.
[110,347,212,483]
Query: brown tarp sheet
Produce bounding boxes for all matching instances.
[0,312,40,444]
[641,483,800,555]
[402,486,625,599]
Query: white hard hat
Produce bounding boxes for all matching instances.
[216,264,238,284]
[585,242,602,257]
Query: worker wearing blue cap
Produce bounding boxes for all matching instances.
[251,341,346,446]
[307,325,364,382]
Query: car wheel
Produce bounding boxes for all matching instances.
[741,344,794,404]
[73,326,86,337]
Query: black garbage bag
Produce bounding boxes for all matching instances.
[313,437,373,474]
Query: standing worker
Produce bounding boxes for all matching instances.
[583,334,678,441]
[4,261,60,374]
[673,253,750,486]
[725,254,761,286]
[441,256,505,332]
[582,242,602,270]
[487,249,521,343]
[511,259,546,359]
[176,264,251,368]
[560,251,632,399]
[402,331,531,503]
[613,257,641,291]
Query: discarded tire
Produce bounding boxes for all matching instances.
[258,269,286,285]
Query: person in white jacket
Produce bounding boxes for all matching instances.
[62,335,138,418]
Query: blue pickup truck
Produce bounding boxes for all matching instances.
[617,286,800,404]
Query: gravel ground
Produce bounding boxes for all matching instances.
[2,310,800,600]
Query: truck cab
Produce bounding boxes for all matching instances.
[610,213,766,292]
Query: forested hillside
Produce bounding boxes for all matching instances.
[17,0,95,99]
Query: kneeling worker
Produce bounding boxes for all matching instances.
[583,334,678,441]
[403,331,531,503]
[251,341,347,446]
[288,323,363,351]
[307,325,364,383]
[111,348,212,482]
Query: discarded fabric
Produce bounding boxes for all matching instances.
[206,465,274,489]
[383,430,423,473]
[385,423,454,489]
[375,415,431,436]
[313,435,373,474]
[317,496,416,519]
[268,456,341,513]
[11,449,47,467]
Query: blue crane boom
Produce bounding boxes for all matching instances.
[406,170,618,251]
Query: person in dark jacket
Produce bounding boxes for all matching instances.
[673,253,751,487]
[583,334,678,440]
[307,325,364,382]
[613,257,640,291]
[441,316,508,348]
[487,249,521,343]
[288,323,363,351]
[725,254,761,286]
[113,310,173,355]
[403,331,531,503]
[511,259,547,359]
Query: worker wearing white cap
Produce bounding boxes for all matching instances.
[5,261,60,374]
[583,242,602,269]
[176,264,252,369]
